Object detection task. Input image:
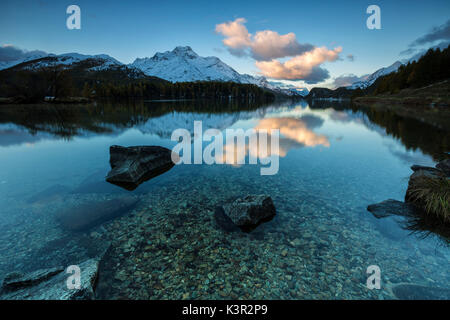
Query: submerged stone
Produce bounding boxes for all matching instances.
[367,199,418,219]
[0,259,100,300]
[105,145,176,191]
[26,184,71,204]
[220,195,276,232]
[57,196,139,232]
[389,283,450,300]
[214,206,240,232]
[368,200,450,243]
[2,267,64,292]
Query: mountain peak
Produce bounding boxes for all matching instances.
[147,46,198,62]
[131,46,246,83]
[172,46,198,58]
[173,46,194,53]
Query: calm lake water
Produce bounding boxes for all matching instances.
[0,99,448,299]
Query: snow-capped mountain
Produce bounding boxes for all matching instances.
[130,46,260,84]
[349,61,403,89]
[0,52,49,70]
[0,52,124,72]
[58,53,123,70]
[268,82,309,96]
[25,53,123,71]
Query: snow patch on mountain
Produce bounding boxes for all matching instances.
[24,53,123,71]
[0,52,49,70]
[0,52,124,71]
[349,61,403,89]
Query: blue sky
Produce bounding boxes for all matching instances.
[1,0,449,88]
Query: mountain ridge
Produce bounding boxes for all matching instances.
[0,46,305,96]
[349,61,403,89]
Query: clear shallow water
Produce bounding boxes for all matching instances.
[0,100,448,299]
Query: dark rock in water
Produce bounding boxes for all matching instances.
[2,267,64,292]
[220,195,276,232]
[410,165,442,175]
[1,259,100,300]
[436,159,450,176]
[105,145,176,191]
[368,200,450,243]
[367,200,416,241]
[389,283,450,300]
[367,199,418,219]
[57,196,139,232]
[371,160,450,242]
[214,206,240,232]
[26,184,71,204]
[410,167,445,180]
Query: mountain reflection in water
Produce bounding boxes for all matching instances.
[0,99,447,162]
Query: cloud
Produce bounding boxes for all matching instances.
[410,19,450,47]
[215,18,251,57]
[251,31,314,61]
[302,67,330,84]
[215,17,314,60]
[401,40,450,64]
[401,20,450,56]
[0,44,47,62]
[400,47,417,56]
[215,18,342,82]
[346,54,355,62]
[331,73,368,88]
[255,46,342,83]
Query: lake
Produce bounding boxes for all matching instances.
[0,99,448,299]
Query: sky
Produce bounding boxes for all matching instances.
[1,0,449,89]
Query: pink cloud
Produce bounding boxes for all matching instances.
[215,18,251,57]
[215,18,342,83]
[215,18,313,60]
[255,46,342,81]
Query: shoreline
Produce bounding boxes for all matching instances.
[353,98,450,130]
[353,81,450,130]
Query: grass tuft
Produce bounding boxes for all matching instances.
[407,176,450,223]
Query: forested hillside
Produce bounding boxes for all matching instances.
[0,58,275,103]
[372,45,450,94]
